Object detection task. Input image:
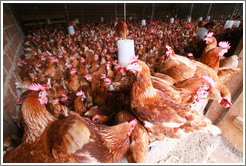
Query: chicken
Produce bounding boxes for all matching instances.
[92,63,107,80]
[4,83,137,163]
[49,99,69,118]
[151,76,212,106]
[89,54,99,73]
[115,110,149,163]
[160,45,197,83]
[74,90,87,115]
[84,74,99,96]
[218,68,241,83]
[67,68,80,93]
[44,55,58,79]
[126,59,221,141]
[201,32,217,55]
[200,40,231,73]
[93,78,111,106]
[78,58,89,75]
[161,45,233,107]
[217,55,241,83]
[219,55,239,70]
[91,114,110,124]
[115,20,129,38]
[193,61,232,107]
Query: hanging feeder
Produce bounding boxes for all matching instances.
[170,18,174,23]
[68,25,75,36]
[187,17,191,23]
[75,18,79,24]
[117,39,135,67]
[117,3,135,67]
[101,17,104,22]
[224,20,234,29]
[232,21,240,28]
[199,17,203,21]
[207,16,211,20]
[141,19,146,26]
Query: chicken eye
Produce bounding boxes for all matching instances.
[39,91,46,98]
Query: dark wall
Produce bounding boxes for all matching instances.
[9,3,243,21]
[3,3,24,136]
[7,2,243,33]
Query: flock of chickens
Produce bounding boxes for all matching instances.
[3,19,241,163]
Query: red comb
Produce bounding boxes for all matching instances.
[128,55,139,65]
[202,76,216,88]
[104,78,111,83]
[28,83,45,91]
[206,32,214,37]
[76,90,85,96]
[92,115,100,121]
[219,41,231,50]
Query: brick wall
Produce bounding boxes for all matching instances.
[3,4,24,136]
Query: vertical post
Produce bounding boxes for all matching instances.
[230,3,238,19]
[175,8,179,18]
[124,3,126,40]
[206,3,212,20]
[143,4,145,19]
[115,4,117,20]
[189,3,194,18]
[65,5,69,22]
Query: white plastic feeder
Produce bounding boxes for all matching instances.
[101,17,104,22]
[232,21,240,28]
[197,27,208,40]
[199,17,203,21]
[170,18,174,23]
[129,17,132,21]
[141,19,146,26]
[47,19,51,25]
[68,25,75,36]
[187,17,191,22]
[75,18,79,24]
[117,39,135,67]
[224,20,234,29]
[207,16,211,20]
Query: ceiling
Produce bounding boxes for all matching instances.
[8,3,243,26]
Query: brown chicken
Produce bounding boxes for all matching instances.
[126,60,221,141]
[218,55,241,83]
[67,68,80,93]
[74,90,87,115]
[161,45,232,107]
[201,32,217,55]
[151,75,212,106]
[160,45,197,83]
[44,55,58,79]
[115,110,149,163]
[200,40,231,73]
[4,84,137,163]
[115,20,129,38]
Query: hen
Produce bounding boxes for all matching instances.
[115,20,129,38]
[218,55,241,83]
[201,32,217,55]
[4,84,137,163]
[200,39,231,73]
[161,45,233,107]
[151,75,212,106]
[127,59,221,141]
[115,110,149,163]
[160,45,197,83]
